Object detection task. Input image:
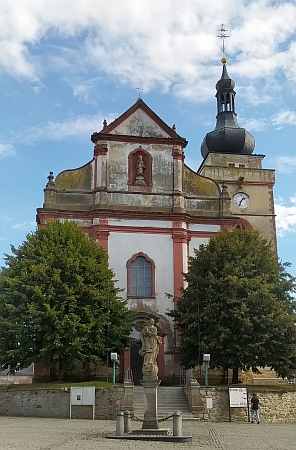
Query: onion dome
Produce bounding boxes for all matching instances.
[201,58,255,158]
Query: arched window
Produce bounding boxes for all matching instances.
[130,257,152,296]
[235,218,252,230]
[126,252,155,298]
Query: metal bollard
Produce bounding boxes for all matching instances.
[124,410,131,433]
[173,410,182,436]
[116,411,125,436]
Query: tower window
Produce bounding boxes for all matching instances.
[228,163,246,168]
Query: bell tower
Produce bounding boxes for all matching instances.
[198,57,276,249]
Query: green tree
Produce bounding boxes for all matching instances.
[0,221,131,380]
[169,228,296,383]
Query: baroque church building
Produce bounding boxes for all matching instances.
[36,61,276,384]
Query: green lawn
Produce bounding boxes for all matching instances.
[1,381,295,391]
[0,381,119,391]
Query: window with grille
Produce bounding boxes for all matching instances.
[130,256,152,297]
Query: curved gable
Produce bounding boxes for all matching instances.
[183,165,220,198]
[55,160,93,190]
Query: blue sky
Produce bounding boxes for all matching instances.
[1,0,296,276]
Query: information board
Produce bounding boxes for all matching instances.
[229,387,248,408]
[70,386,95,419]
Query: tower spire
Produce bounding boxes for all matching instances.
[200,28,255,159]
[215,60,236,114]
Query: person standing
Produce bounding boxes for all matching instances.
[250,393,260,424]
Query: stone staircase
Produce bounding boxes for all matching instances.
[133,386,195,420]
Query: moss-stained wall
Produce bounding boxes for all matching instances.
[183,165,220,198]
[0,388,124,419]
[188,386,296,423]
[55,161,93,190]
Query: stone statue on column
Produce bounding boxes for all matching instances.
[139,318,163,430]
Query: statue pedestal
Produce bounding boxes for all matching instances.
[140,377,161,429]
[135,175,146,185]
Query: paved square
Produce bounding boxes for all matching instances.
[0,417,295,449]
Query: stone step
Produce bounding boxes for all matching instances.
[132,413,196,420]
[133,386,195,420]
[134,401,190,406]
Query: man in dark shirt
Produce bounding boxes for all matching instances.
[251,393,260,424]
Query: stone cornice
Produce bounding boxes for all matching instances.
[91,132,187,148]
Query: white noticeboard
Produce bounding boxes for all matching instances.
[70,387,95,419]
[206,397,213,409]
[229,387,248,408]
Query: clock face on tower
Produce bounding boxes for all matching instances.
[233,192,249,209]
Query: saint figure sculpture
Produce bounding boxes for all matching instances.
[139,318,162,377]
[135,155,146,184]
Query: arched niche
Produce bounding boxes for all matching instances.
[128,147,152,191]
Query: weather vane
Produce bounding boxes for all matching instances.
[137,85,144,99]
[217,23,230,61]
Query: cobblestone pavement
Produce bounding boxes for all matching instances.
[0,417,295,450]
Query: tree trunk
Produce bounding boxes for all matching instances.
[223,365,229,384]
[232,366,239,384]
[57,359,63,381]
[50,364,58,381]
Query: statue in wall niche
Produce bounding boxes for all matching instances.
[139,318,162,376]
[135,154,146,184]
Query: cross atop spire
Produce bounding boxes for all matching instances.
[136,85,144,99]
[217,23,230,59]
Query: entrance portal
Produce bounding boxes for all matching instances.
[130,341,143,385]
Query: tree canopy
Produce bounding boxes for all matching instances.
[0,220,131,379]
[169,228,296,382]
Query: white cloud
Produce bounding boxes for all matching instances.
[0,1,295,100]
[238,117,267,132]
[271,110,296,128]
[12,221,36,231]
[22,113,116,143]
[0,143,16,158]
[239,85,273,106]
[71,77,102,104]
[275,156,296,174]
[275,197,296,237]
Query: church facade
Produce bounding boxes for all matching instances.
[36,62,276,384]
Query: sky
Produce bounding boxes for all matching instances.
[1,0,296,276]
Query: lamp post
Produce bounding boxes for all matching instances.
[106,288,110,382]
[196,282,201,379]
[203,353,210,387]
[110,352,118,385]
